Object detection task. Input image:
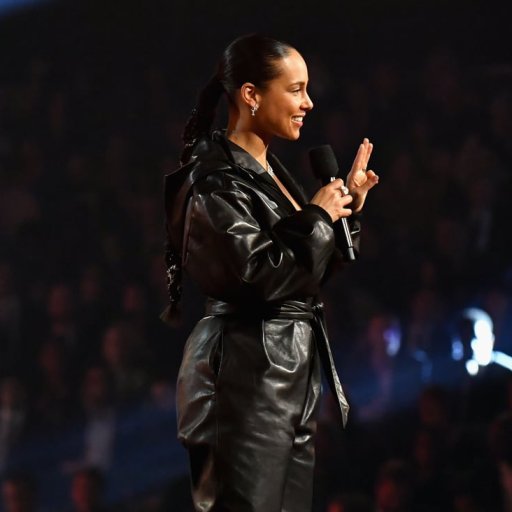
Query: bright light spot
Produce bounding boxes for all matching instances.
[463,308,494,332]
[384,327,401,357]
[462,308,495,368]
[474,318,494,342]
[466,359,479,376]
[471,337,494,366]
[493,351,512,372]
[458,308,512,376]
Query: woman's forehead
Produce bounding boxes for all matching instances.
[274,49,309,83]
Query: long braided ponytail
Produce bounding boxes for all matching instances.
[180,75,225,164]
[161,75,224,325]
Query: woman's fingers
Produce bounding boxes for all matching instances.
[310,179,354,221]
[339,193,353,206]
[329,179,353,199]
[364,142,373,169]
[349,138,373,184]
[360,170,379,191]
[345,140,378,213]
[352,142,366,172]
[333,186,354,220]
[336,188,353,219]
[329,178,345,189]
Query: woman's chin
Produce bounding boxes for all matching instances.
[284,130,301,141]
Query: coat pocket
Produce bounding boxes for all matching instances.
[262,318,311,374]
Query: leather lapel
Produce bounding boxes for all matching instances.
[267,151,309,207]
[218,134,307,215]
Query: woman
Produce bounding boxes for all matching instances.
[162,34,378,512]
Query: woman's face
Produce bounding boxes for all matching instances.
[254,49,314,141]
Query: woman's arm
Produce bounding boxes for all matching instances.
[182,175,338,303]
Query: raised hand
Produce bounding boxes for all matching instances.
[346,138,379,213]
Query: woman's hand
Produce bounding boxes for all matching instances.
[346,138,379,213]
[310,178,353,223]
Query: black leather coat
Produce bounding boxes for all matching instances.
[163,132,360,512]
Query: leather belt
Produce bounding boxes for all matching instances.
[205,298,349,427]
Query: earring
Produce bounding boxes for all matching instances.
[251,104,258,117]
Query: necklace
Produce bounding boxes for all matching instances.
[266,161,275,177]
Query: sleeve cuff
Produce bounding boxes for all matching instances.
[302,203,333,226]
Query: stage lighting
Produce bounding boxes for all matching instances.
[455,307,512,376]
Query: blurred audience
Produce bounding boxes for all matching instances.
[0,12,510,512]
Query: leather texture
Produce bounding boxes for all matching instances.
[163,132,360,512]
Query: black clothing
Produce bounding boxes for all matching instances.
[163,132,360,512]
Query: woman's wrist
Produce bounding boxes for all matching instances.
[303,203,334,225]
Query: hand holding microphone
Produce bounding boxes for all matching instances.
[310,178,353,223]
[308,140,378,261]
[308,144,357,260]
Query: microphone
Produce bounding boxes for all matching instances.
[309,145,357,261]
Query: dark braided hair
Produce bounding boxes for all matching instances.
[163,34,294,325]
[181,75,225,163]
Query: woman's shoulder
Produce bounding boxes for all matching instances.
[164,134,255,203]
[188,134,260,188]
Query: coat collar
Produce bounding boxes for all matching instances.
[224,137,268,176]
[212,130,309,207]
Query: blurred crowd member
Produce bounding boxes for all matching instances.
[374,459,415,512]
[0,378,30,472]
[410,428,450,511]
[0,143,41,238]
[149,378,175,412]
[1,473,37,512]
[450,476,483,512]
[0,262,22,376]
[100,322,148,404]
[70,467,107,512]
[77,266,110,357]
[45,283,82,372]
[349,313,400,422]
[403,288,448,385]
[79,366,116,471]
[417,385,452,435]
[120,283,151,337]
[326,493,373,512]
[449,425,500,512]
[34,340,75,430]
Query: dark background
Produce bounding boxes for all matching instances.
[0,0,511,511]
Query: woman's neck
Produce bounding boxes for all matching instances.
[226,126,269,170]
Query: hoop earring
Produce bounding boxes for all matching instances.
[251,105,259,117]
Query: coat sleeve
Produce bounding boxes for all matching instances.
[181,175,337,303]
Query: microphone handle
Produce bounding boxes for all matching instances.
[329,177,356,261]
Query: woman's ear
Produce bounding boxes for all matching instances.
[240,82,259,110]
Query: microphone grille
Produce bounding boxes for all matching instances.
[308,145,339,180]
